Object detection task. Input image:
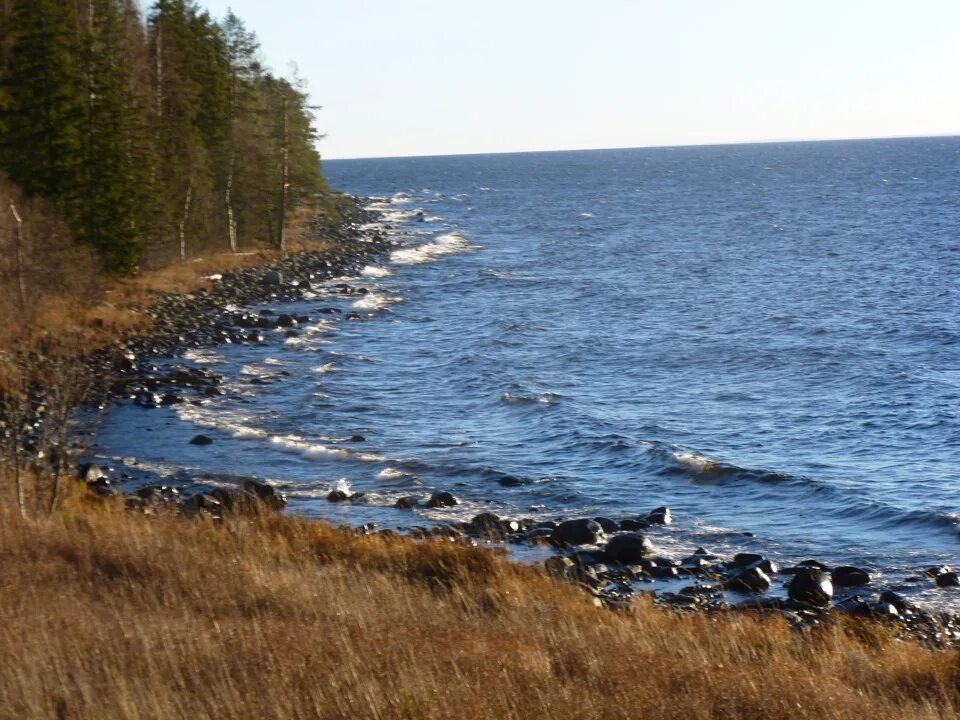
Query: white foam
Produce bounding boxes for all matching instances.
[361,265,392,278]
[353,293,400,311]
[390,232,476,266]
[377,467,405,480]
[673,451,718,474]
[314,362,338,374]
[183,349,223,365]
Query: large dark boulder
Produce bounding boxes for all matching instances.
[604,533,654,563]
[831,566,871,588]
[788,567,833,606]
[425,491,460,508]
[647,506,672,525]
[550,519,604,547]
[242,479,286,510]
[725,566,771,594]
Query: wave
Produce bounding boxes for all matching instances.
[390,232,476,266]
[361,265,392,278]
[175,405,386,464]
[353,293,401,311]
[637,439,958,532]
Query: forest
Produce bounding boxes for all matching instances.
[0,0,328,281]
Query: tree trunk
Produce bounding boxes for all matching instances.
[9,201,25,312]
[178,179,192,263]
[226,155,237,252]
[277,97,288,252]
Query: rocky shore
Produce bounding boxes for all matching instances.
[72,202,960,651]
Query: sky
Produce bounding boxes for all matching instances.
[198,0,960,160]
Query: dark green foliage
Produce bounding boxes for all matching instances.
[0,0,329,274]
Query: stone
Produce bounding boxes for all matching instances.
[78,463,106,483]
[550,518,604,547]
[263,270,283,286]
[425,491,460,508]
[936,572,960,588]
[725,566,771,594]
[277,314,297,328]
[831,566,871,588]
[394,496,418,509]
[242,479,286,510]
[788,568,833,606]
[327,489,352,502]
[593,517,620,533]
[619,518,649,531]
[604,533,654,564]
[497,475,524,487]
[189,434,213,446]
[470,512,505,536]
[733,553,765,567]
[545,556,576,580]
[647,506,672,525]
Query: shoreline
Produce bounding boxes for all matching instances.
[73,197,960,649]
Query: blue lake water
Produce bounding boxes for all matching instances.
[93,138,960,606]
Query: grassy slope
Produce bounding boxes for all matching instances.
[1,500,957,720]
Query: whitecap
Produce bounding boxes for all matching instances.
[352,293,400,311]
[673,451,718,474]
[390,232,476,266]
[361,265,392,278]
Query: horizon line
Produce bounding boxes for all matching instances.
[322,132,960,162]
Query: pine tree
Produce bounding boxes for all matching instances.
[0,0,85,203]
[75,0,147,273]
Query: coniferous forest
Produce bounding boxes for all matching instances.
[0,0,328,276]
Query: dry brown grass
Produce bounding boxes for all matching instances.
[1,502,957,720]
[0,225,335,355]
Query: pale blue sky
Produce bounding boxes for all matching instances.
[199,0,960,159]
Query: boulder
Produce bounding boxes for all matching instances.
[327,489,352,502]
[242,479,286,510]
[732,553,765,567]
[619,518,649,531]
[263,270,283,286]
[545,556,576,580]
[604,533,654,564]
[425,491,460,508]
[550,518,604,547]
[936,571,960,588]
[788,567,833,606]
[593,517,620,533]
[189,434,214,446]
[831,566,871,588]
[647,506,672,525]
[725,566,771,594]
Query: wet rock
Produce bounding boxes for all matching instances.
[550,518,604,547]
[277,314,297,328]
[242,479,286,510]
[346,435,366,443]
[426,491,460,508]
[593,517,619,533]
[604,533,654,564]
[725,566,772,594]
[394,496,418,509]
[78,462,106,483]
[936,572,960,588]
[189,434,214,446]
[831,566,871,588]
[647,506,672,525]
[327,489,352,502]
[263,270,283,286]
[879,590,912,612]
[619,518,649,532]
[470,512,506,536]
[788,568,833,606]
[497,475,524,487]
[733,553,765,567]
[545,556,577,580]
